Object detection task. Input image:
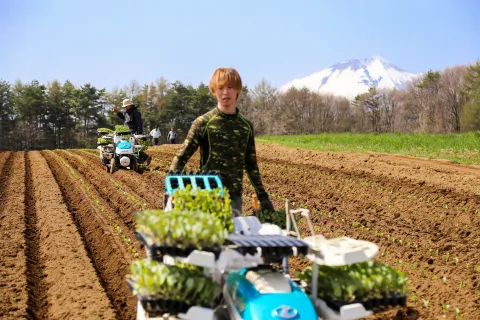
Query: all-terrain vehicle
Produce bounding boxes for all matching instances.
[130,172,407,320]
[97,127,149,174]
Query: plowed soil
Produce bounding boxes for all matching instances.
[1,143,479,320]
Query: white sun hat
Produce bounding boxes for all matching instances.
[122,98,134,108]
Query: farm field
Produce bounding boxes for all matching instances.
[0,143,479,320]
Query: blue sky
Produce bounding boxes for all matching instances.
[1,0,479,90]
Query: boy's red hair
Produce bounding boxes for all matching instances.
[209,68,243,96]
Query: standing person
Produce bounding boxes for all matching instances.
[113,99,152,166]
[167,128,177,144]
[150,127,161,146]
[169,67,274,216]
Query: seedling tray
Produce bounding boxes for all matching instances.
[136,231,225,260]
[322,292,407,311]
[226,234,310,257]
[127,279,222,315]
[136,232,310,261]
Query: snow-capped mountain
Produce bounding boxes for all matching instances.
[279,55,421,100]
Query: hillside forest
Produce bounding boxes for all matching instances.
[0,61,479,151]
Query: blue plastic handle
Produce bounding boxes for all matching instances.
[165,174,224,195]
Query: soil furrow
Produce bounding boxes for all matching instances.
[27,151,117,319]
[24,151,49,319]
[0,152,28,319]
[42,150,139,320]
[0,151,11,173]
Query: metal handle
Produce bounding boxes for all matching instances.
[285,200,316,239]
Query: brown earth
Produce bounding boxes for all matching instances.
[1,143,479,319]
[0,152,29,319]
[30,151,117,319]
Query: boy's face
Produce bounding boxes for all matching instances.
[215,84,238,107]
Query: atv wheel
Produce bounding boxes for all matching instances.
[110,158,116,174]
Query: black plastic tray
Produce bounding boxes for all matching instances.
[136,231,225,260]
[136,231,310,260]
[127,279,222,315]
[322,292,407,311]
[227,234,310,258]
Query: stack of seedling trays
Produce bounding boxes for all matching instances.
[126,259,223,317]
[128,204,229,319]
[299,235,408,319]
[97,128,114,146]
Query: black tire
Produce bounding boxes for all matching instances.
[110,158,116,174]
[132,157,139,173]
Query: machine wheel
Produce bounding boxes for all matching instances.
[132,157,139,173]
[213,306,230,320]
[110,158,116,174]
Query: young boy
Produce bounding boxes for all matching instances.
[169,67,274,216]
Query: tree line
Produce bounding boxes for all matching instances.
[0,61,479,151]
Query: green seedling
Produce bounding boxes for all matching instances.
[422,298,429,308]
[128,259,221,306]
[296,260,408,303]
[454,307,464,319]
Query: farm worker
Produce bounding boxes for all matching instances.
[167,128,177,144]
[150,127,161,145]
[169,67,275,216]
[113,99,152,166]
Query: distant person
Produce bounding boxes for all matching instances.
[113,99,152,166]
[150,127,161,145]
[167,128,177,144]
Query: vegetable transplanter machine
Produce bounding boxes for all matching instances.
[128,172,408,320]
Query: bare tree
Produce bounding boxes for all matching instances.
[251,78,278,135]
[377,88,401,132]
[124,79,142,100]
[438,65,468,132]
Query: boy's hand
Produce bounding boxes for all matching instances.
[258,193,275,213]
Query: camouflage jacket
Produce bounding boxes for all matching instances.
[170,107,267,199]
